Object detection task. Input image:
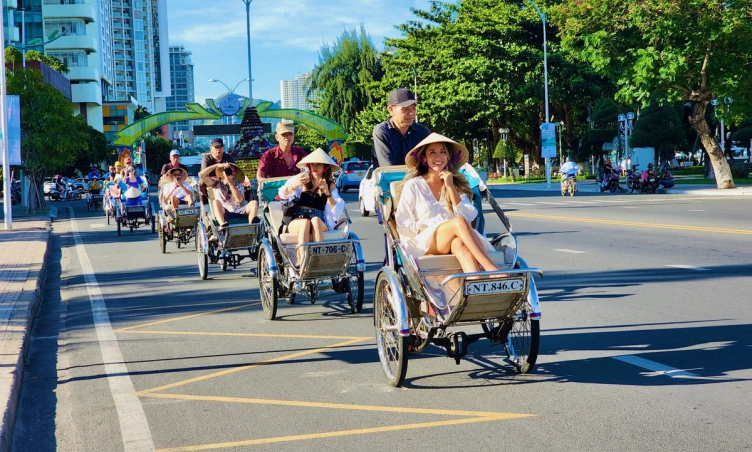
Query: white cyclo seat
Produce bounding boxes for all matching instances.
[415,252,510,272]
[267,202,346,244]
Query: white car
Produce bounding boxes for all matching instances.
[357,166,376,216]
[335,160,370,193]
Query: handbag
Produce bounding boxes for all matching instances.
[279,196,301,233]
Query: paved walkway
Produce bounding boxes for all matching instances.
[488,179,752,195]
[0,205,53,452]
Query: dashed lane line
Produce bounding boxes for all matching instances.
[613,355,699,378]
[69,208,155,452]
[553,249,588,254]
[665,264,710,271]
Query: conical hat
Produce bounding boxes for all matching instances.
[297,148,340,171]
[406,133,469,170]
[124,186,142,199]
[214,163,245,183]
[167,167,188,180]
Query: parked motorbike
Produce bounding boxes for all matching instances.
[49,182,82,201]
[639,167,659,194]
[10,180,21,205]
[599,169,621,193]
[626,164,641,193]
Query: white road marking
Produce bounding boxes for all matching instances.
[553,248,587,254]
[565,200,597,205]
[533,201,563,205]
[620,206,638,209]
[665,264,709,271]
[688,209,706,212]
[91,224,106,229]
[613,355,699,378]
[68,209,155,451]
[502,202,536,207]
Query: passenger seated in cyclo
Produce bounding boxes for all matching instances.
[122,167,148,206]
[88,176,102,194]
[395,133,502,290]
[161,167,194,209]
[198,162,258,231]
[277,148,345,265]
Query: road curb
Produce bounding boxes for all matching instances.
[0,219,53,452]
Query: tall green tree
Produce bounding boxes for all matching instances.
[5,68,82,210]
[306,26,383,141]
[577,96,618,162]
[144,136,174,176]
[559,0,752,189]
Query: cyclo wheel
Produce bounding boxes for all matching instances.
[196,231,208,280]
[346,252,364,314]
[221,258,228,271]
[374,272,408,387]
[258,246,278,320]
[504,301,540,374]
[158,217,166,254]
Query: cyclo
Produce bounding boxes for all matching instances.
[195,165,261,279]
[256,172,365,320]
[114,177,156,236]
[156,169,200,253]
[372,165,543,387]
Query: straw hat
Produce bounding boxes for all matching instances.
[406,133,469,170]
[124,186,142,199]
[167,167,188,181]
[214,162,245,183]
[297,148,340,171]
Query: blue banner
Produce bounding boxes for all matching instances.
[0,95,22,165]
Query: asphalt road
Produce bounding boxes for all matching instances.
[11,189,752,452]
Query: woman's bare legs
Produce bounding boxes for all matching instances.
[310,217,327,242]
[287,218,311,266]
[450,238,480,273]
[428,216,499,272]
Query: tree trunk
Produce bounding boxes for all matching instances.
[689,102,735,189]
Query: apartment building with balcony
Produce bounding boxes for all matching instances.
[108,0,170,114]
[165,44,194,141]
[280,73,313,111]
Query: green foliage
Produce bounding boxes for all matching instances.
[293,124,328,152]
[730,162,750,179]
[343,142,371,161]
[578,96,617,160]
[68,116,110,172]
[559,0,752,187]
[24,50,69,74]
[307,26,383,137]
[732,119,752,143]
[493,140,520,165]
[630,92,685,161]
[143,136,174,175]
[5,46,21,65]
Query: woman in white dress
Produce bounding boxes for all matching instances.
[395,133,499,274]
[278,148,345,264]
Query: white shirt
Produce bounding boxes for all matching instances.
[278,174,345,230]
[560,161,579,177]
[396,177,487,259]
[163,181,192,201]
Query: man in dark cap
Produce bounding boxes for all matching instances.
[371,88,431,168]
[201,138,235,170]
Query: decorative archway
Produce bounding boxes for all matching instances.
[111,99,348,162]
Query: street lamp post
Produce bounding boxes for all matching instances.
[523,0,551,188]
[617,112,635,170]
[1,12,10,229]
[556,121,565,163]
[240,0,254,100]
[498,127,510,177]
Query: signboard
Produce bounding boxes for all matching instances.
[193,123,271,136]
[0,96,22,165]
[117,146,132,166]
[524,154,530,180]
[328,140,343,164]
[541,122,557,158]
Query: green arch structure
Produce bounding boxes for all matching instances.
[111,100,348,146]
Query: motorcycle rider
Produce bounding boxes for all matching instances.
[53,175,68,199]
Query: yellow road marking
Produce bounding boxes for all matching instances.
[138,338,368,394]
[140,393,515,418]
[155,416,526,452]
[118,330,371,340]
[509,212,752,235]
[108,300,252,313]
[115,303,255,332]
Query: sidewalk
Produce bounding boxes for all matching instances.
[0,204,53,452]
[488,179,752,196]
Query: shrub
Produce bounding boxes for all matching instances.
[731,162,750,179]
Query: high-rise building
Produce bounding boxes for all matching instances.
[108,0,170,113]
[165,44,194,143]
[280,73,312,110]
[42,0,114,131]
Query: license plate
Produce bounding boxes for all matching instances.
[356,172,364,177]
[465,278,525,295]
[178,208,198,215]
[309,244,349,256]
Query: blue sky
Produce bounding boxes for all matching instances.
[164,0,435,105]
